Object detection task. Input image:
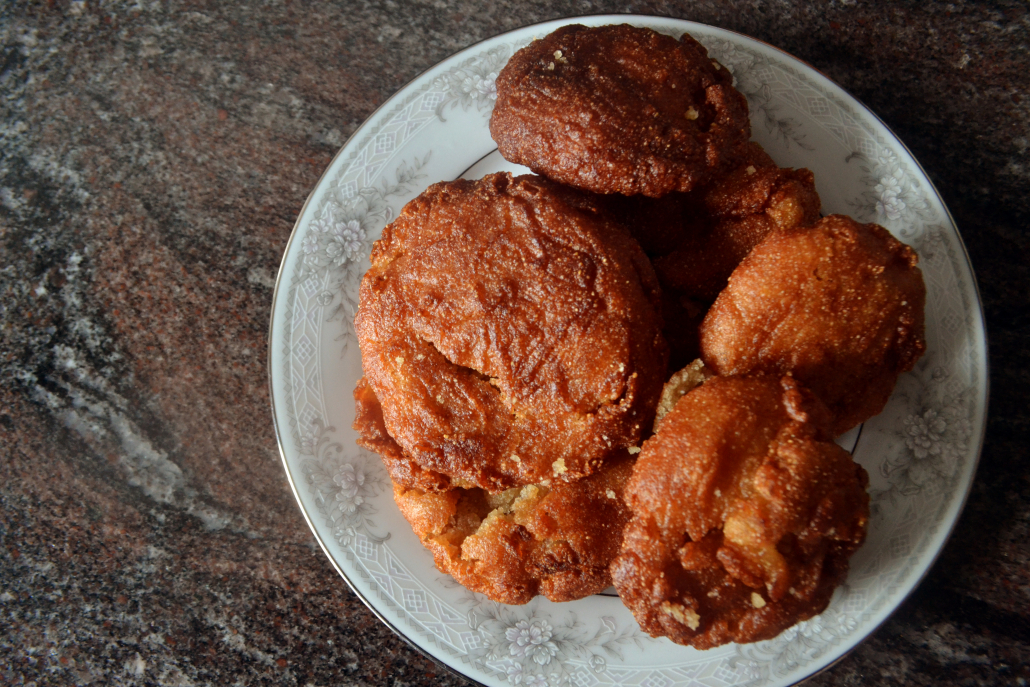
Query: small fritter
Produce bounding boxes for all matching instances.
[653,145,821,302]
[700,215,926,435]
[604,142,820,369]
[394,452,635,605]
[355,173,667,492]
[490,24,751,197]
[611,374,869,649]
[357,381,635,603]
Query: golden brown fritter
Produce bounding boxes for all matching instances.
[700,215,926,435]
[357,379,635,603]
[653,146,821,302]
[394,451,635,605]
[355,173,667,493]
[490,24,751,197]
[611,374,869,649]
[603,142,819,369]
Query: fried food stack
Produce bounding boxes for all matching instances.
[352,23,926,649]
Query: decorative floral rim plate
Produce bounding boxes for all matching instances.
[269,15,987,687]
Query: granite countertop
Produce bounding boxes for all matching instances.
[1,1,1027,685]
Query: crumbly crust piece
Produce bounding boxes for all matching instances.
[612,374,869,649]
[490,24,751,197]
[355,173,667,492]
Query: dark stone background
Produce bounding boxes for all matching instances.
[1,1,1026,685]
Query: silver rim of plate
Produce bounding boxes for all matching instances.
[268,15,988,687]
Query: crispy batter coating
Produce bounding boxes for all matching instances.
[653,145,821,302]
[700,215,926,435]
[490,24,751,197]
[604,142,820,369]
[393,452,635,604]
[357,381,635,603]
[354,377,452,492]
[611,374,869,649]
[355,173,667,492]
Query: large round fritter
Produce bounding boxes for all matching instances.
[700,215,926,435]
[611,374,869,649]
[490,24,751,197]
[355,173,667,492]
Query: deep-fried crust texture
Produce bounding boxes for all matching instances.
[357,382,635,603]
[611,374,869,649]
[354,377,452,492]
[393,452,636,604]
[490,24,751,197]
[653,145,822,302]
[355,173,667,492]
[699,215,926,435]
[603,142,820,370]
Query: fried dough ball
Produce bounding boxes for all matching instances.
[394,452,635,605]
[604,142,820,369]
[700,215,926,435]
[355,173,667,493]
[653,145,821,302]
[356,381,635,603]
[490,24,751,197]
[611,374,869,649]
[354,377,452,492]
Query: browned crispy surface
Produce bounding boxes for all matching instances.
[357,378,634,603]
[353,377,452,492]
[699,215,926,435]
[653,147,821,302]
[603,142,819,369]
[490,24,750,197]
[611,374,869,649]
[393,451,636,605]
[355,173,667,492]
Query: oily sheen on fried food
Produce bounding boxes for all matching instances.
[349,23,925,648]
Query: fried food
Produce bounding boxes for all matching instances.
[354,377,451,492]
[394,451,635,605]
[490,24,751,197]
[605,142,779,258]
[700,215,926,435]
[611,373,869,649]
[356,379,635,603]
[653,144,821,302]
[355,172,667,493]
[602,142,820,369]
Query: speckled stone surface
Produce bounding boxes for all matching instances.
[1,1,1027,685]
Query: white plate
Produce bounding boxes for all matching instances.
[269,16,987,687]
